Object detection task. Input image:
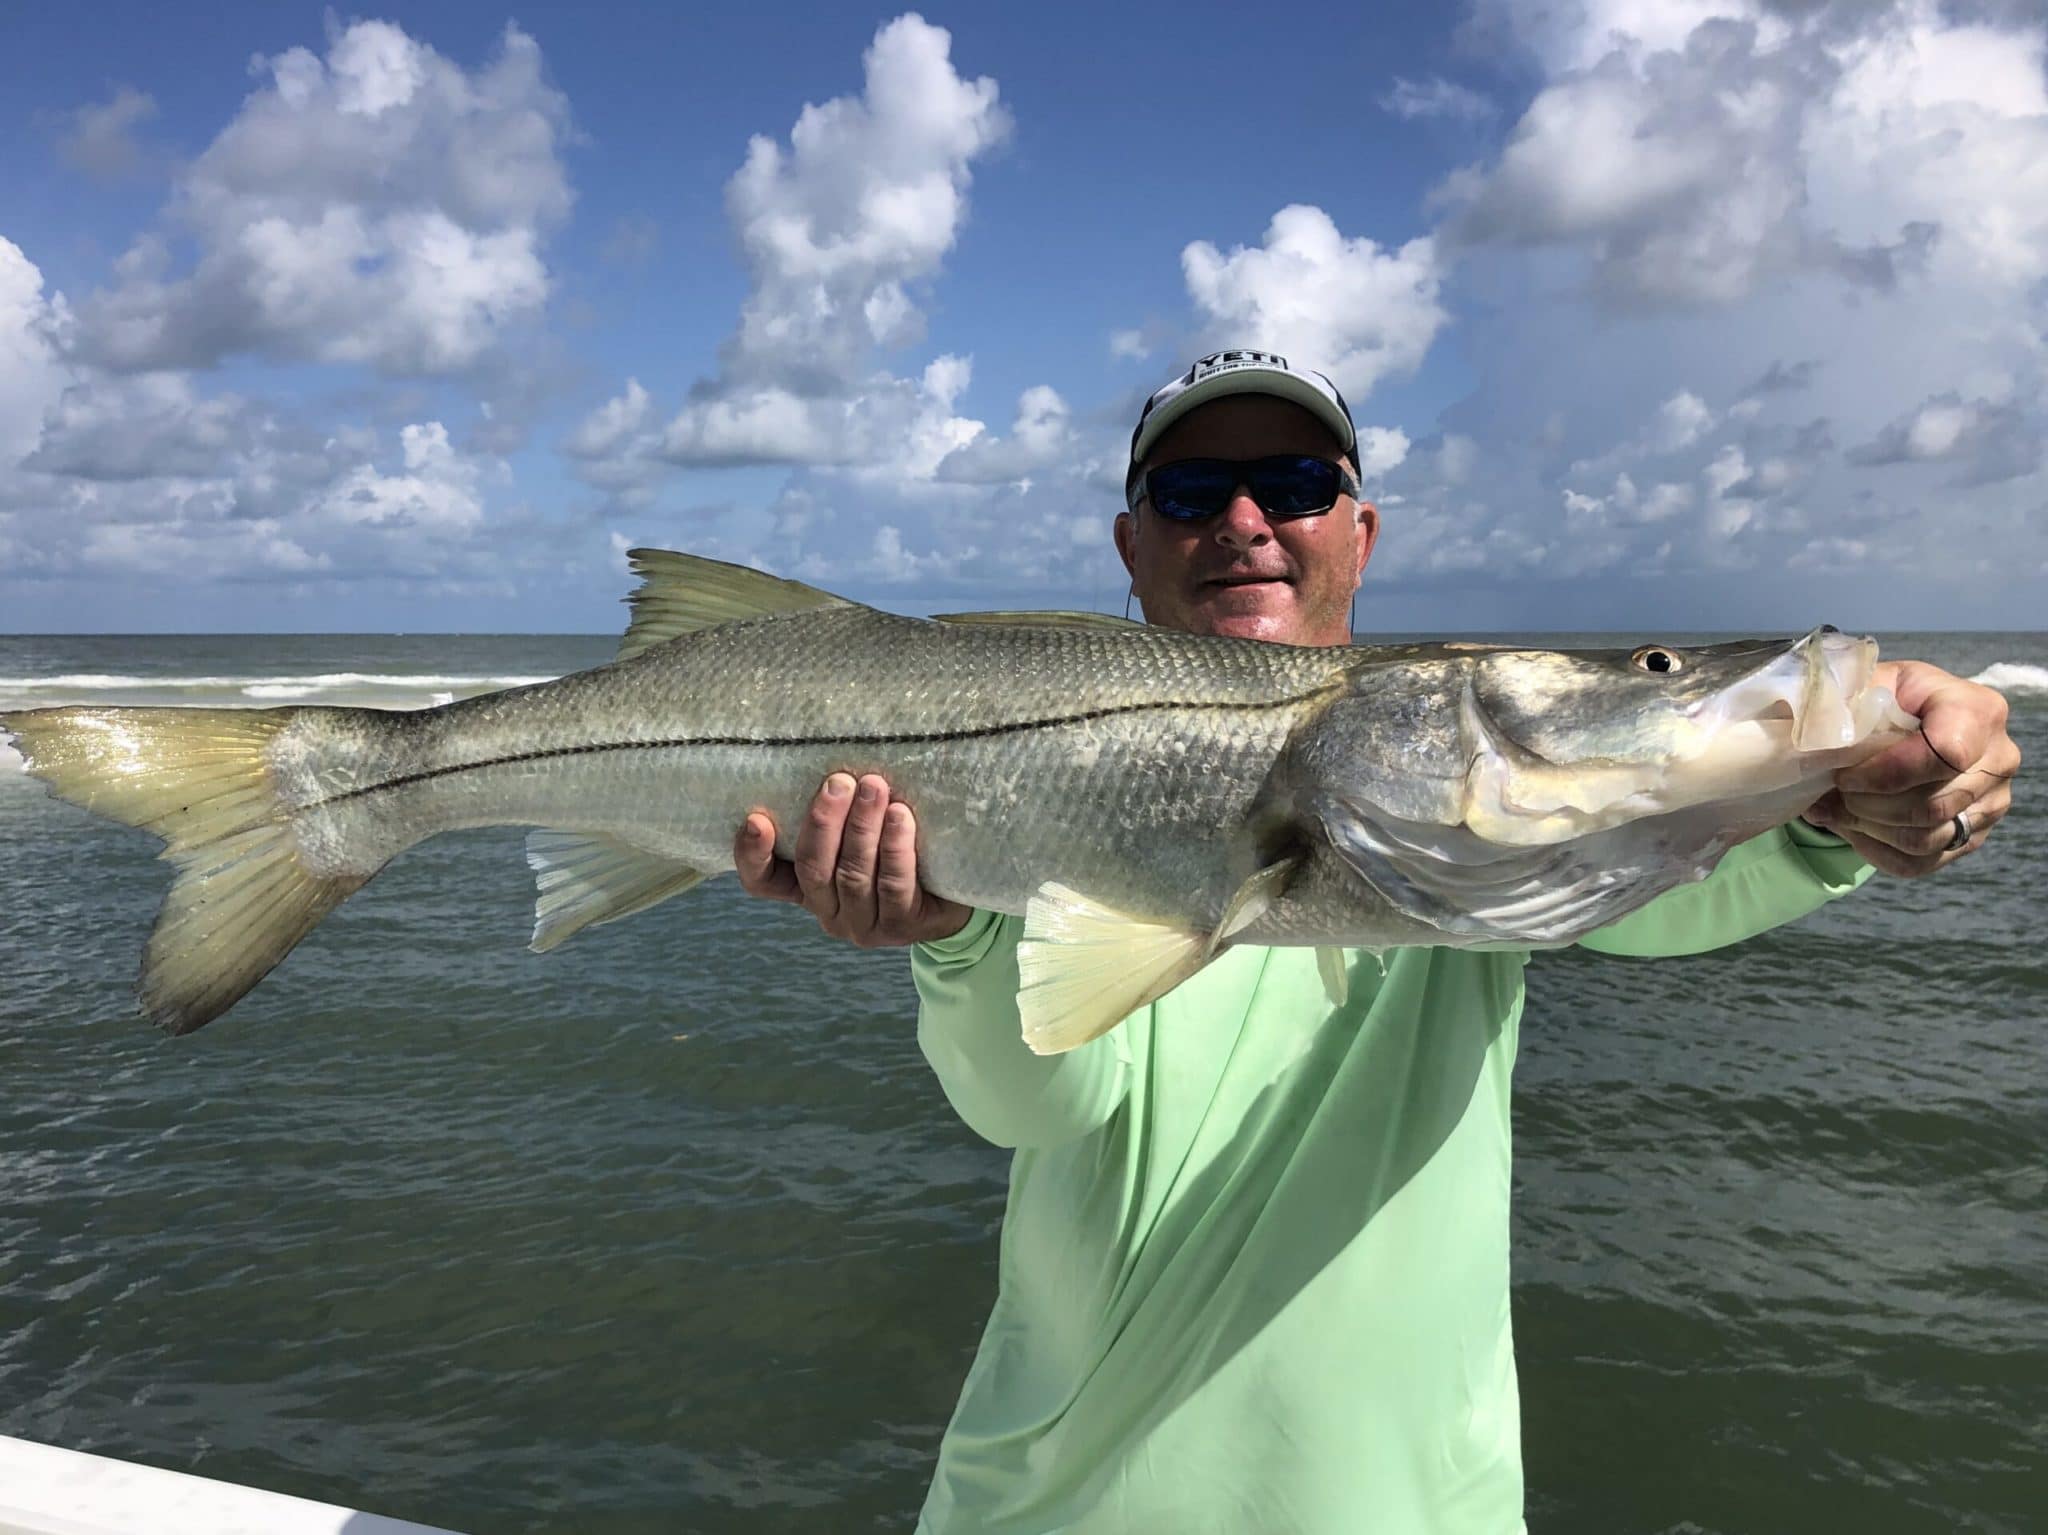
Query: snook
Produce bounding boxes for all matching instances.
[2,550,1916,1052]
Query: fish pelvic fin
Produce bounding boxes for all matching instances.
[618,548,854,660]
[1316,946,1351,1009]
[1,706,374,1035]
[526,831,710,952]
[1016,883,1214,1056]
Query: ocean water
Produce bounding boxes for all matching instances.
[0,631,2042,1534]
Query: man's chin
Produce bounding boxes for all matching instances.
[1189,583,1305,642]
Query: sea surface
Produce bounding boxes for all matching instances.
[1,632,2043,1534]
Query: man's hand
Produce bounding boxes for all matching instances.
[734,773,973,946]
[1805,660,2021,878]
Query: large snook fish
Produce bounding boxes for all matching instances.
[2,549,1915,1052]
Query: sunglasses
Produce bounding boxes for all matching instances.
[1131,455,1360,522]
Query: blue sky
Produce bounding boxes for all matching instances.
[1,0,2043,632]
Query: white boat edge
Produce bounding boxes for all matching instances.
[0,1434,465,1535]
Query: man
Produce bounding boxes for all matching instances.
[733,352,2021,1532]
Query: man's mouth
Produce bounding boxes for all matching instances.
[1204,572,1293,589]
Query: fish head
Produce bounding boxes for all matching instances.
[1457,627,1919,846]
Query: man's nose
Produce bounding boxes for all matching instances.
[1213,485,1271,549]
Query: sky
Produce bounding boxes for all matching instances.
[1,0,2044,633]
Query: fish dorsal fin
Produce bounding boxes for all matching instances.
[1016,883,1215,1055]
[618,548,854,660]
[526,830,710,952]
[931,610,1145,631]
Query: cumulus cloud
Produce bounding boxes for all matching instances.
[308,421,488,533]
[714,12,1008,395]
[572,13,1016,504]
[1351,0,2048,622]
[1108,328,1152,360]
[1847,392,2041,486]
[1438,2,1981,304]
[53,86,159,179]
[25,372,257,481]
[72,19,571,375]
[1182,205,1447,400]
[934,385,1074,484]
[0,239,71,465]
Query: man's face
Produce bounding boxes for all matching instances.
[1114,395,1378,647]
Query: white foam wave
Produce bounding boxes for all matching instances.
[1972,662,2048,696]
[1,673,558,770]
[0,672,554,696]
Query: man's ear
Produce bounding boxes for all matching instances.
[1353,501,1379,585]
[1114,510,1139,578]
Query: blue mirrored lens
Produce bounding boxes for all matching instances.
[1145,457,1342,520]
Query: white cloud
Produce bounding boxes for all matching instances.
[0,239,71,465]
[26,371,254,481]
[1371,0,2048,615]
[309,422,486,533]
[1438,3,1992,305]
[574,14,1011,502]
[1379,76,1492,121]
[1181,204,1447,401]
[934,383,1073,483]
[1806,2,2048,292]
[54,86,158,179]
[710,12,1007,396]
[1847,392,2040,485]
[1355,426,1411,481]
[73,19,570,375]
[1654,390,1713,451]
[1108,328,1151,360]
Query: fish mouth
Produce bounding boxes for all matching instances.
[1696,626,1916,757]
[1463,627,1920,847]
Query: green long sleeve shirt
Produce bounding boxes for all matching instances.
[910,822,1872,1534]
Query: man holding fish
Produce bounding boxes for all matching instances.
[734,352,2021,1533]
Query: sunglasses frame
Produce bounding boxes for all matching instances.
[1129,455,1362,521]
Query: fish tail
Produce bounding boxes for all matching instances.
[2,705,377,1034]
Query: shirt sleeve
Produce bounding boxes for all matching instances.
[911,908,1133,1150]
[1576,819,1875,958]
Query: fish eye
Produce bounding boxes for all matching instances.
[1631,645,1684,675]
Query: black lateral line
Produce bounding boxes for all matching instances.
[308,691,1324,811]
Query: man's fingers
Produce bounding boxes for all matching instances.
[1835,815,1989,878]
[1823,790,2004,871]
[793,774,854,920]
[876,800,922,926]
[1837,729,1957,796]
[1837,687,2009,794]
[832,775,891,933]
[733,812,802,903]
[1836,765,2014,829]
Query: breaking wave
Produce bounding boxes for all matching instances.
[0,672,557,773]
[0,671,553,700]
[1971,663,2048,696]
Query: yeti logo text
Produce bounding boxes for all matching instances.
[1186,350,1288,384]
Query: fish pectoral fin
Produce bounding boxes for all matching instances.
[931,610,1145,630]
[1016,883,1214,1056]
[1316,946,1350,1009]
[617,548,855,660]
[1207,853,1303,958]
[527,831,710,952]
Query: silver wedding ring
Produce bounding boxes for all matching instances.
[1946,809,1974,851]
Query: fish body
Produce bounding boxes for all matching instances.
[1,550,1916,1049]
